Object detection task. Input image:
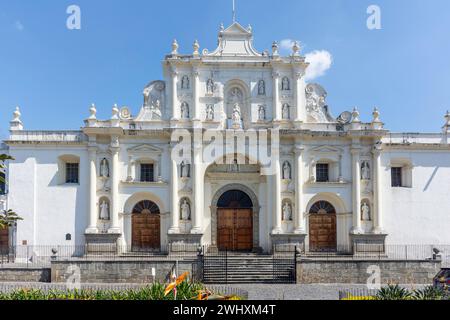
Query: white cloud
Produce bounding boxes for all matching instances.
[279,39,297,51]
[14,20,24,31]
[304,50,333,81]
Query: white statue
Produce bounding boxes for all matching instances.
[231,103,242,128]
[229,158,239,172]
[282,104,290,120]
[180,199,191,220]
[99,200,110,220]
[283,162,291,180]
[283,202,292,221]
[206,79,215,94]
[258,80,265,95]
[258,105,266,121]
[100,158,109,178]
[282,77,290,91]
[206,105,214,121]
[361,162,371,180]
[361,202,371,221]
[181,102,189,119]
[180,161,190,178]
[181,75,189,89]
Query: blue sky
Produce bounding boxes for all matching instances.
[1,0,450,138]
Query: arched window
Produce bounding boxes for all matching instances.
[309,201,336,214]
[218,190,253,208]
[132,200,160,215]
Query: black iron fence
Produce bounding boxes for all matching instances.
[201,245,297,284]
[0,243,449,269]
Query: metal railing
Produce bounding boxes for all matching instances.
[0,244,200,269]
[1,243,449,269]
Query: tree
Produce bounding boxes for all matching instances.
[0,154,22,229]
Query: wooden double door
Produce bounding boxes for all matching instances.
[132,214,160,251]
[309,213,337,252]
[217,209,253,251]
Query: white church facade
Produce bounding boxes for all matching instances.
[2,22,450,256]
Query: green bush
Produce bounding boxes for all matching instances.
[0,282,206,301]
[375,284,413,300]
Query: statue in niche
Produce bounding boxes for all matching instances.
[229,158,240,172]
[231,103,242,128]
[258,80,266,95]
[180,161,190,178]
[181,102,189,119]
[206,79,215,94]
[99,200,110,220]
[361,202,371,221]
[100,158,109,178]
[282,202,293,221]
[181,75,190,90]
[283,161,291,180]
[258,105,266,121]
[206,105,214,121]
[282,77,290,91]
[180,199,191,221]
[361,161,371,180]
[282,104,290,120]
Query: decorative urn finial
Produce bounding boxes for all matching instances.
[272,41,279,57]
[352,107,361,123]
[247,24,252,32]
[193,40,200,56]
[445,110,450,126]
[220,23,224,32]
[89,103,97,119]
[292,41,301,56]
[13,106,21,122]
[372,107,381,123]
[111,104,120,127]
[10,106,23,131]
[171,39,179,55]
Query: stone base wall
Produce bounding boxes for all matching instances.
[0,268,51,282]
[297,259,441,284]
[51,259,199,284]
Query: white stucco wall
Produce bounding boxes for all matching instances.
[8,147,88,246]
[382,150,450,245]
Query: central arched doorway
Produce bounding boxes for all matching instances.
[217,190,253,251]
[132,200,161,251]
[309,201,337,252]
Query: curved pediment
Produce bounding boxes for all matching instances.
[204,22,261,57]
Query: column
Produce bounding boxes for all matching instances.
[86,147,98,233]
[171,68,179,120]
[191,142,203,234]
[372,147,383,233]
[294,147,306,233]
[294,71,306,123]
[272,159,282,234]
[192,68,200,121]
[108,144,121,233]
[351,147,362,234]
[157,154,163,181]
[168,152,180,234]
[272,72,281,121]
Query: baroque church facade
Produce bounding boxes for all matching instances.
[2,22,450,255]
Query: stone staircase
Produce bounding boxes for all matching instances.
[202,253,296,284]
